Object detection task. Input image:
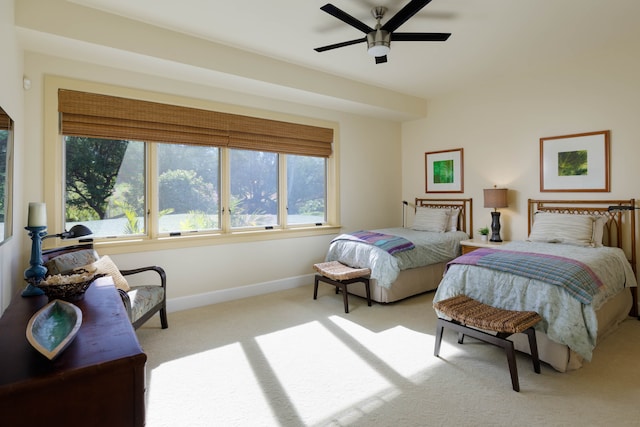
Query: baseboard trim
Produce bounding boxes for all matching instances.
[166,273,314,313]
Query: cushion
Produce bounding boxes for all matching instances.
[446,208,460,232]
[128,286,165,324]
[528,213,597,247]
[412,207,449,232]
[76,255,130,292]
[44,249,99,275]
[313,261,370,281]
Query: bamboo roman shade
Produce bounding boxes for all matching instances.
[228,115,334,157]
[58,89,333,157]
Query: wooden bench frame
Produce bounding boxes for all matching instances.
[434,295,541,392]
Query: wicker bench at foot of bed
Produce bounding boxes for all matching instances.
[433,295,542,392]
[313,261,371,313]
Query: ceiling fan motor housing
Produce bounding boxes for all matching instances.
[366,30,391,57]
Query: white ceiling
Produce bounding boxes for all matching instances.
[64,0,640,101]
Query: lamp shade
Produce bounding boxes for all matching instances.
[484,188,508,209]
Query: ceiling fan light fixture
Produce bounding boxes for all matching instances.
[366,30,391,57]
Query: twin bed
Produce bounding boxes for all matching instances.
[325,198,473,303]
[324,198,637,372]
[435,199,638,372]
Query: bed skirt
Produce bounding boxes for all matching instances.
[509,287,633,372]
[346,262,447,303]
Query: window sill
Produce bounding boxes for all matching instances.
[91,225,342,255]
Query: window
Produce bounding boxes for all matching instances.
[286,154,326,225]
[0,106,13,243]
[157,143,220,233]
[54,86,337,245]
[230,149,278,228]
[64,137,145,238]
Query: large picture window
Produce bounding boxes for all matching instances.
[55,87,335,245]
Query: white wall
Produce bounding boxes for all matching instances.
[402,41,640,248]
[0,0,26,310]
[20,52,402,311]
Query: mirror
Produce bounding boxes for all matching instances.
[0,106,14,244]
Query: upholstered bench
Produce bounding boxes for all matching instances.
[433,295,542,392]
[313,261,371,313]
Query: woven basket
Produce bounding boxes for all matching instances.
[36,271,106,302]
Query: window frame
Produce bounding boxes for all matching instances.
[44,77,340,254]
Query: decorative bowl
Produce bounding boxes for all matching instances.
[36,270,105,302]
[26,299,83,360]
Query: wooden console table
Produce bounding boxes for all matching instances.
[0,278,146,427]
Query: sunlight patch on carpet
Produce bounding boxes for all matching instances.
[328,315,455,379]
[146,343,275,426]
[255,320,391,425]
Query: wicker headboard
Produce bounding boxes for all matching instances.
[528,198,637,317]
[528,199,636,264]
[415,198,473,236]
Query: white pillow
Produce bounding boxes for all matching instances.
[412,207,449,232]
[76,255,130,292]
[447,208,460,232]
[528,212,597,247]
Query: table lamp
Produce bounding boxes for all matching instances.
[483,187,508,242]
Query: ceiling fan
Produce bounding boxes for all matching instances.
[314,0,451,64]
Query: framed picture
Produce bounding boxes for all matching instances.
[425,148,464,193]
[540,130,610,192]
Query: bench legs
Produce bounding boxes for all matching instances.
[313,274,371,313]
[434,318,541,392]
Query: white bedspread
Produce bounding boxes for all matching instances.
[325,228,468,289]
[434,241,637,360]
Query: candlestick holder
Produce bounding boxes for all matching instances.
[23,225,48,297]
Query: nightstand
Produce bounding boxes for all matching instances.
[460,238,510,254]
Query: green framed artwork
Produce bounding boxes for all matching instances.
[425,148,463,193]
[540,130,610,192]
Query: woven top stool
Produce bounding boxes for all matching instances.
[433,294,542,392]
[313,261,371,313]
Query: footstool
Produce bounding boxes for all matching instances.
[433,294,542,392]
[313,261,371,313]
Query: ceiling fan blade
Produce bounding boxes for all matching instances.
[375,55,388,64]
[391,32,451,42]
[314,37,366,52]
[320,3,375,34]
[381,0,433,32]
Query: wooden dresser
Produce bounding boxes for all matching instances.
[0,278,146,427]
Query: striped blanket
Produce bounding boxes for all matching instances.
[332,230,415,255]
[447,248,604,304]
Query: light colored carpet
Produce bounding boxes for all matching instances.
[137,285,640,426]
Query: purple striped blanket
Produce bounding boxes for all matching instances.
[331,230,415,255]
[447,248,603,304]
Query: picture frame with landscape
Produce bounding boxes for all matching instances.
[540,130,610,192]
[425,148,463,193]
